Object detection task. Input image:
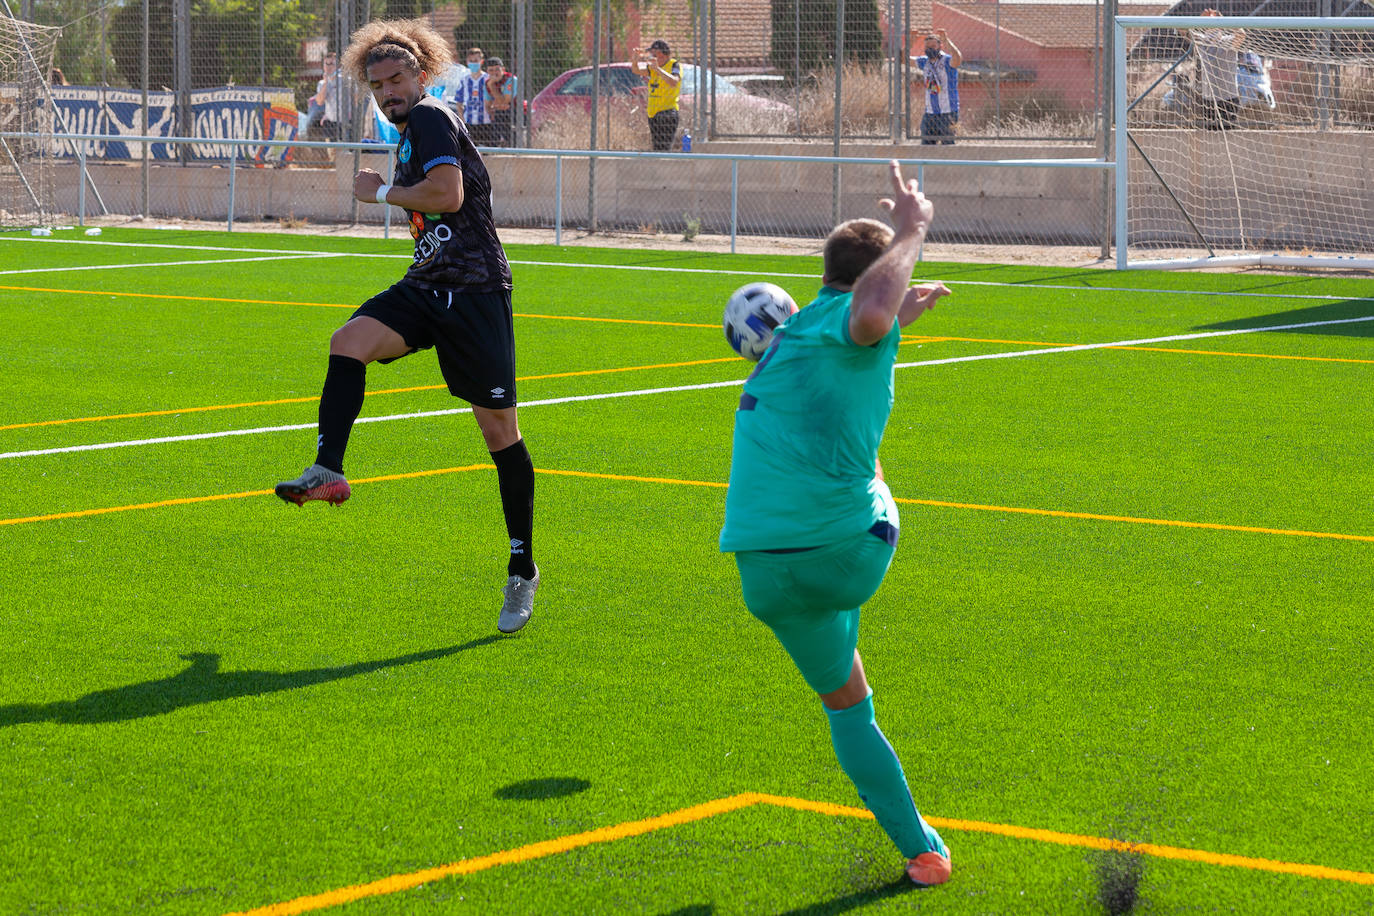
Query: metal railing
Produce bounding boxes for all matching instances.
[15,131,1117,255]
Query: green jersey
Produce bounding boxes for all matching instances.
[719,286,902,552]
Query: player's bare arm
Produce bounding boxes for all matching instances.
[848,161,935,346]
[896,283,950,328]
[354,162,464,212]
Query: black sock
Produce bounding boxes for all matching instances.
[314,355,366,473]
[491,439,535,579]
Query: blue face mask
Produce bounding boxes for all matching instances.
[468,62,481,75]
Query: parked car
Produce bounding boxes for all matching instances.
[528,62,797,137]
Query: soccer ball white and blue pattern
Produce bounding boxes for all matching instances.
[723,282,798,361]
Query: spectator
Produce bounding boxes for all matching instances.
[909,28,961,145]
[483,56,518,147]
[1189,9,1246,130]
[1237,49,1275,110]
[456,46,495,145]
[50,67,68,86]
[424,54,467,113]
[312,52,342,141]
[632,39,681,152]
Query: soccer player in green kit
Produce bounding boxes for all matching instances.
[720,161,953,886]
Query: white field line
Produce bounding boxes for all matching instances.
[0,236,377,257]
[3,313,1371,462]
[3,236,1368,301]
[893,313,1374,370]
[0,253,345,276]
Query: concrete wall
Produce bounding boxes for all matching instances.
[48,133,1371,251]
[53,140,1110,245]
[1129,130,1374,250]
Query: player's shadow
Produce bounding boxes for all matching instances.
[1196,298,1374,338]
[0,636,499,728]
[494,777,592,801]
[777,877,918,915]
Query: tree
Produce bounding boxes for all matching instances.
[107,0,323,91]
[29,0,118,86]
[455,0,579,96]
[770,0,882,77]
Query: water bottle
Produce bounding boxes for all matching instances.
[681,131,691,153]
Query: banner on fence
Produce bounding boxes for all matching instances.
[12,86,300,161]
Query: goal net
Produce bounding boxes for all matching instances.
[1116,15,1374,269]
[0,9,59,229]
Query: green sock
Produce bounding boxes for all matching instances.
[824,691,946,859]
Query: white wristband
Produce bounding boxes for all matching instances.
[375,184,392,205]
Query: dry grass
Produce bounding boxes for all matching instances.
[686,96,799,137]
[796,62,894,136]
[531,99,651,151]
[966,92,1099,139]
[1337,65,1374,125]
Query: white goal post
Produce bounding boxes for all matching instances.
[1114,15,1374,270]
[0,2,60,229]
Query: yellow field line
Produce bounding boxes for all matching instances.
[225,794,761,916]
[0,283,716,326]
[6,333,1361,435]
[225,791,1374,915]
[4,466,1370,544]
[0,465,493,527]
[893,496,1374,543]
[3,284,1363,433]
[921,812,1374,885]
[532,466,729,489]
[0,358,742,432]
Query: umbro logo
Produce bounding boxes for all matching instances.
[510,538,525,554]
[490,387,506,397]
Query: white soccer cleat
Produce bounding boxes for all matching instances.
[497,566,539,633]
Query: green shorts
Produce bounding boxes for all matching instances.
[734,525,896,695]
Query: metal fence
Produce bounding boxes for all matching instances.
[20,0,1120,153]
[26,131,1115,256]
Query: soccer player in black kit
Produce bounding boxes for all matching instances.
[275,20,538,634]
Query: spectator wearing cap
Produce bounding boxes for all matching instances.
[483,57,518,147]
[908,27,961,145]
[632,39,682,151]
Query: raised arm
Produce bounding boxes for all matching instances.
[937,28,962,68]
[848,161,940,346]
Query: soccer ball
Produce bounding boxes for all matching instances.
[723,282,798,361]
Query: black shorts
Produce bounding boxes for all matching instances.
[352,282,517,409]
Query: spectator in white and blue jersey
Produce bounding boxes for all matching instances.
[455,46,496,145]
[909,28,962,145]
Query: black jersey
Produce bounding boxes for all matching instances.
[392,95,512,293]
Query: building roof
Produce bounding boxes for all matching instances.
[939,2,1174,49]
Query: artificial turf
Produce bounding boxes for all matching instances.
[1,227,1370,914]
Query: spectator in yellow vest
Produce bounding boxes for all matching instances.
[632,39,682,151]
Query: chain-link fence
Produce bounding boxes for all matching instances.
[20,0,1124,157]
[13,1,1369,254]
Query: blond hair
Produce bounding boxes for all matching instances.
[341,19,454,86]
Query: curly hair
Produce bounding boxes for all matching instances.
[340,19,454,87]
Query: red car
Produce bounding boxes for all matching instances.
[527,62,797,138]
